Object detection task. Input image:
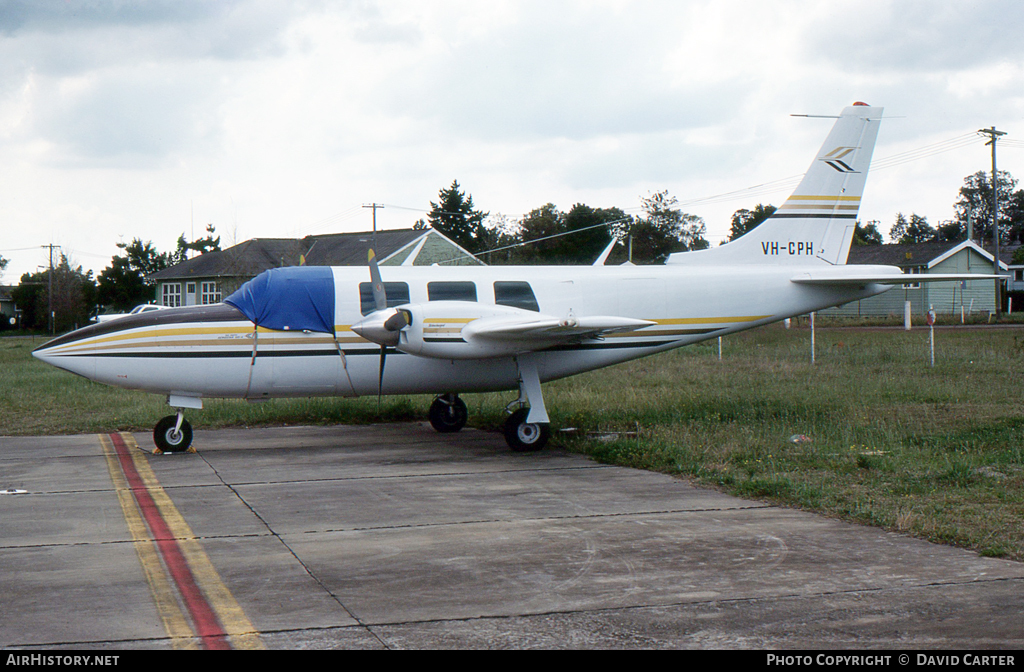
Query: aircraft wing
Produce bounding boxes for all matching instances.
[791,271,1003,286]
[464,315,656,342]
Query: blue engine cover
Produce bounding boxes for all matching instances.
[225,266,335,334]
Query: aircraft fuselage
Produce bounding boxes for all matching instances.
[34,262,891,402]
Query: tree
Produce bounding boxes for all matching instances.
[889,212,936,245]
[96,239,174,312]
[728,204,776,241]
[953,170,1024,246]
[934,220,966,243]
[513,203,620,264]
[611,190,708,264]
[179,223,221,257]
[853,220,884,246]
[12,254,96,332]
[0,254,8,280]
[427,180,489,253]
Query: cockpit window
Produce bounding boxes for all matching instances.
[359,282,411,315]
[494,281,539,312]
[427,281,477,302]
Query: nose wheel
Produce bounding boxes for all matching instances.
[153,412,193,453]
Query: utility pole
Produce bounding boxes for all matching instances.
[41,243,59,334]
[363,203,385,247]
[979,126,1006,316]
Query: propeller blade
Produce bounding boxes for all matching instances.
[368,249,387,312]
[383,309,411,332]
[377,344,387,412]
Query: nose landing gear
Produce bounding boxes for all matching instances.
[153,410,193,453]
[428,394,469,433]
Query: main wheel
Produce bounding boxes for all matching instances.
[153,415,193,453]
[429,395,468,433]
[503,408,550,452]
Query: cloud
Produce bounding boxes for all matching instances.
[3,0,1024,282]
[803,1,1024,74]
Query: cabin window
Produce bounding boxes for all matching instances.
[494,281,540,312]
[359,282,410,315]
[427,281,477,302]
[162,283,181,307]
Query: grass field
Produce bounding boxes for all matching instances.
[2,323,1022,561]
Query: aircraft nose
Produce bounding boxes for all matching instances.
[32,319,119,377]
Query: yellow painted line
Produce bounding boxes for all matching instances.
[117,433,264,650]
[99,434,198,650]
[120,433,264,650]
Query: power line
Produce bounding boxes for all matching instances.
[303,131,1006,241]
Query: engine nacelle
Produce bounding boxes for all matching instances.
[395,301,566,360]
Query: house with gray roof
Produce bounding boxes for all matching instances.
[149,228,481,308]
[821,240,1007,318]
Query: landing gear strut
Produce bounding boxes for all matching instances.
[153,410,193,453]
[429,394,468,433]
[503,353,550,452]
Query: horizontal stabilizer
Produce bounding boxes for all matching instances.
[791,270,1002,286]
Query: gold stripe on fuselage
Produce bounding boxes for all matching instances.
[49,315,773,355]
[784,195,861,201]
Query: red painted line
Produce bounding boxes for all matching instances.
[109,433,230,650]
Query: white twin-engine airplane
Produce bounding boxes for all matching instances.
[33,103,985,453]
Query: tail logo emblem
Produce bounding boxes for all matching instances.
[820,146,859,173]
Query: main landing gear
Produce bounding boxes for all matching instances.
[427,393,550,452]
[502,406,550,453]
[153,410,193,453]
[428,354,552,453]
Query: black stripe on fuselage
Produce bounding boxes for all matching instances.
[54,337,694,359]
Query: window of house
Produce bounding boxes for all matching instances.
[359,282,410,315]
[200,281,221,305]
[906,266,925,289]
[162,283,181,307]
[494,281,540,312]
[427,281,477,302]
[1015,270,1023,282]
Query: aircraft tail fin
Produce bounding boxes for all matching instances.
[667,102,883,266]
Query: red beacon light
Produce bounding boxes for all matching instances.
[853,101,870,106]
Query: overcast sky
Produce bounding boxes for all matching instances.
[2,0,1023,281]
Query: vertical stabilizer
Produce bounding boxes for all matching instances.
[667,103,882,266]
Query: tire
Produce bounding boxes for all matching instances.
[429,395,468,433]
[153,415,193,453]
[503,408,550,452]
